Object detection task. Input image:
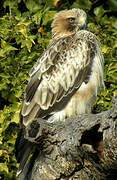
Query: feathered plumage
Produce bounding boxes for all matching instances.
[21,30,104,125]
[16,8,104,176]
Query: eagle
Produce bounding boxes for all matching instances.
[15,8,104,176]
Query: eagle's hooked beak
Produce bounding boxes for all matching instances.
[81,21,86,29]
[76,17,86,29]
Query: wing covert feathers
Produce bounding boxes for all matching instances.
[21,30,104,125]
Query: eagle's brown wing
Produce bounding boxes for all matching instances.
[21,30,103,126]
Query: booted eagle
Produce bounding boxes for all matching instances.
[16,8,104,176]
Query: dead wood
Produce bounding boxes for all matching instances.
[18,96,117,180]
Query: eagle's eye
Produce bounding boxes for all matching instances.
[67,17,76,23]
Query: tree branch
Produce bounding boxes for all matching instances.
[18,96,117,180]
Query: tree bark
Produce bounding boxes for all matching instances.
[18,96,117,180]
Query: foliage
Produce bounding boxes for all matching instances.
[0,0,117,179]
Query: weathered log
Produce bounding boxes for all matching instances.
[18,97,117,180]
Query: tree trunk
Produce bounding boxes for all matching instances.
[18,96,117,180]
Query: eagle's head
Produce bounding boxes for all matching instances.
[51,8,87,39]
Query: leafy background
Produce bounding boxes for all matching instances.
[0,0,117,179]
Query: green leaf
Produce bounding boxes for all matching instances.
[21,39,33,52]
[94,6,105,18]
[71,0,92,11]
[42,11,56,25]
[0,163,9,173]
[32,11,42,25]
[1,39,7,48]
[6,45,18,51]
[26,0,41,13]
[106,0,117,12]
[102,45,110,54]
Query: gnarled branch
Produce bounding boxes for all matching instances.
[18,96,117,180]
